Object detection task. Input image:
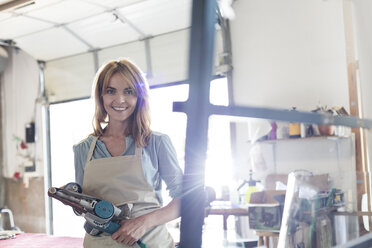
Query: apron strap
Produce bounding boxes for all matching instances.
[86,136,99,164]
[134,146,141,156]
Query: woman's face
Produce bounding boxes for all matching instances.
[102,72,138,124]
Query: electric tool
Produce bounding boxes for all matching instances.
[48,183,148,248]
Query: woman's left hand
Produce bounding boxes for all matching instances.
[111,216,148,245]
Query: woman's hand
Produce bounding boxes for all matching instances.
[111,215,148,245]
[111,198,180,245]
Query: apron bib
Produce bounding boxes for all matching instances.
[82,136,174,248]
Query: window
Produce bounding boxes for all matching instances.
[49,98,94,237]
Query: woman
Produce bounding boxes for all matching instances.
[73,59,183,247]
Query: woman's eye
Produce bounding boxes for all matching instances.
[124,89,134,95]
[106,88,115,94]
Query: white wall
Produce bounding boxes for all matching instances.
[230,0,349,110]
[229,0,353,179]
[1,48,43,179]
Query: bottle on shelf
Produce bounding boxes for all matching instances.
[289,107,301,138]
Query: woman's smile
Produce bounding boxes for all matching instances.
[112,106,128,111]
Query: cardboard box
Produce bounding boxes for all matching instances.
[248,190,286,232]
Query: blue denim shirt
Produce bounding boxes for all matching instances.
[73,132,183,205]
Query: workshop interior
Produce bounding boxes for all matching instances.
[1,0,372,247]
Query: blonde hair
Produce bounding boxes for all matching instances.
[91,59,151,147]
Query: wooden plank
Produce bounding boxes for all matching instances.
[343,0,372,233]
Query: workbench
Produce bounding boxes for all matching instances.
[205,201,249,231]
[0,233,83,248]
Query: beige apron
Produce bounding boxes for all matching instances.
[82,136,174,248]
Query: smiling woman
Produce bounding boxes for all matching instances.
[71,59,183,248]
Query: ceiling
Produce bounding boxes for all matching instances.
[0,0,192,61]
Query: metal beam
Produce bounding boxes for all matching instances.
[38,60,53,235]
[174,102,372,129]
[112,10,147,39]
[144,38,153,78]
[178,0,217,247]
[62,26,94,50]
[91,49,100,72]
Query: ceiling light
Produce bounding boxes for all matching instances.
[0,0,34,12]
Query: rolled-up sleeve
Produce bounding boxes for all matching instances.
[157,134,183,199]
